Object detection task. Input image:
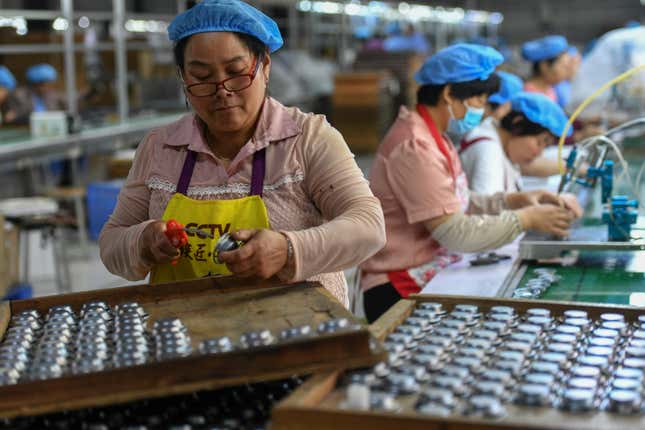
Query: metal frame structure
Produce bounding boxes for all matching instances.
[0,1,187,122]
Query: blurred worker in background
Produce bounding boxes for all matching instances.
[5,63,67,125]
[0,66,17,125]
[554,47,582,110]
[482,70,523,123]
[522,35,570,102]
[360,44,582,322]
[461,92,572,194]
[383,23,430,54]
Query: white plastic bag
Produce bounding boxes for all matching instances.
[569,26,645,119]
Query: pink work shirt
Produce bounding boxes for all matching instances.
[523,82,558,102]
[360,106,468,291]
[99,97,386,307]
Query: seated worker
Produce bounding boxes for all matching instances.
[0,66,17,125]
[360,44,581,322]
[522,35,570,102]
[99,0,386,307]
[554,47,581,109]
[5,63,67,125]
[460,92,571,194]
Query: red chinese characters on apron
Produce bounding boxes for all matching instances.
[386,105,469,298]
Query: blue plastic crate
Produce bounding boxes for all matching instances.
[86,180,124,241]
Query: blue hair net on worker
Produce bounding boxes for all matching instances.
[26,64,57,84]
[521,35,569,62]
[0,66,16,90]
[488,71,523,105]
[510,92,572,137]
[414,43,504,85]
[167,0,283,53]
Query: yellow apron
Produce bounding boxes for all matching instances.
[150,149,270,284]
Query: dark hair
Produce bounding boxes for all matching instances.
[417,74,500,106]
[173,32,268,70]
[500,111,550,136]
[531,52,565,77]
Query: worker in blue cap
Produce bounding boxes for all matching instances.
[485,70,523,122]
[99,0,385,301]
[461,92,577,196]
[554,46,581,109]
[4,63,66,125]
[521,35,570,103]
[0,66,17,125]
[360,44,580,322]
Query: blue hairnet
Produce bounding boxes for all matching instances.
[414,43,504,85]
[26,64,57,84]
[0,66,16,90]
[510,92,572,137]
[168,0,283,53]
[488,71,523,105]
[521,35,569,62]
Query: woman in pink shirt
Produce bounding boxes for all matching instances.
[360,44,581,322]
[99,0,385,307]
[521,35,571,103]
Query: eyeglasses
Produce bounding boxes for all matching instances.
[184,57,260,97]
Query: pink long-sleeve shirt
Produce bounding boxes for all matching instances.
[99,97,386,307]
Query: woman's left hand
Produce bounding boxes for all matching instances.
[506,190,583,218]
[218,229,288,279]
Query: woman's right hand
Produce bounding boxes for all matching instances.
[140,220,180,265]
[516,204,575,238]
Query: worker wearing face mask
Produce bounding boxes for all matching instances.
[360,44,581,322]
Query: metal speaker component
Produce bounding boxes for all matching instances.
[199,336,235,354]
[213,233,243,263]
[480,369,513,386]
[516,383,551,407]
[523,373,555,387]
[525,308,551,318]
[417,302,444,314]
[370,391,400,412]
[395,324,424,340]
[569,366,601,380]
[611,378,641,391]
[240,329,275,349]
[316,318,359,334]
[560,388,595,412]
[278,325,312,341]
[466,395,506,418]
[411,353,443,372]
[385,372,420,395]
[567,377,598,391]
[47,305,75,318]
[420,387,455,407]
[430,375,467,396]
[453,304,479,314]
[607,390,642,415]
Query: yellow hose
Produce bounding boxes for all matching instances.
[557,63,645,173]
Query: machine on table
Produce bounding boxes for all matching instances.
[509,121,645,306]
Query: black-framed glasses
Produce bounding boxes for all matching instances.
[184,56,260,97]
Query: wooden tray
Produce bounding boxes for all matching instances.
[272,295,645,430]
[0,277,384,419]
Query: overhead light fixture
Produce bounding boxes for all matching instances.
[52,17,69,31]
[78,16,90,29]
[0,16,28,35]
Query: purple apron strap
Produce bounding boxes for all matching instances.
[250,148,266,197]
[177,150,197,195]
[176,148,266,197]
